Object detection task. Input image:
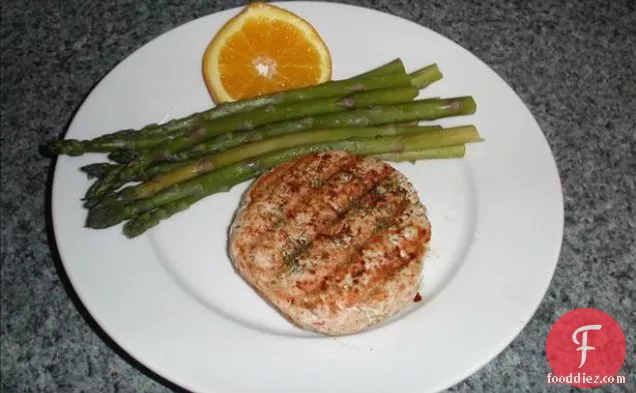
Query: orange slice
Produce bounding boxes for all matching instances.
[202,2,332,103]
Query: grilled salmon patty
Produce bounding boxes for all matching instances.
[229,151,431,335]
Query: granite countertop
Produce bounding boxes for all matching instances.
[1,0,634,392]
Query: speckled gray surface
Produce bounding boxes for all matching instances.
[1,0,634,392]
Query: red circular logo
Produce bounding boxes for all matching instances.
[546,308,626,388]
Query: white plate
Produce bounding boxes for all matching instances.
[51,2,564,393]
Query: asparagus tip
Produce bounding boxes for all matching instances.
[123,221,147,238]
[85,199,127,229]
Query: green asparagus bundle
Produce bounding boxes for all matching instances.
[41,59,482,238]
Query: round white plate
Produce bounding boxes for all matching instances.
[51,2,564,393]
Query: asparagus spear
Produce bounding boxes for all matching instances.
[349,58,406,80]
[80,160,195,182]
[409,64,443,88]
[117,125,440,201]
[122,194,203,237]
[109,147,203,165]
[86,125,481,230]
[45,72,414,156]
[80,163,120,179]
[253,96,476,137]
[374,145,466,161]
[83,85,419,204]
[108,148,198,166]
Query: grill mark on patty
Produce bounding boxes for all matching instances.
[247,160,295,199]
[274,153,360,209]
[355,224,429,307]
[246,153,350,222]
[301,203,428,311]
[278,165,394,270]
[243,157,392,273]
[234,153,360,247]
[279,175,412,299]
[363,257,422,311]
[247,153,315,200]
[342,207,429,308]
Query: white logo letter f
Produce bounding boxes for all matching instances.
[572,324,602,368]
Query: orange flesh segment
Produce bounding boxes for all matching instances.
[204,2,331,103]
[218,18,323,98]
